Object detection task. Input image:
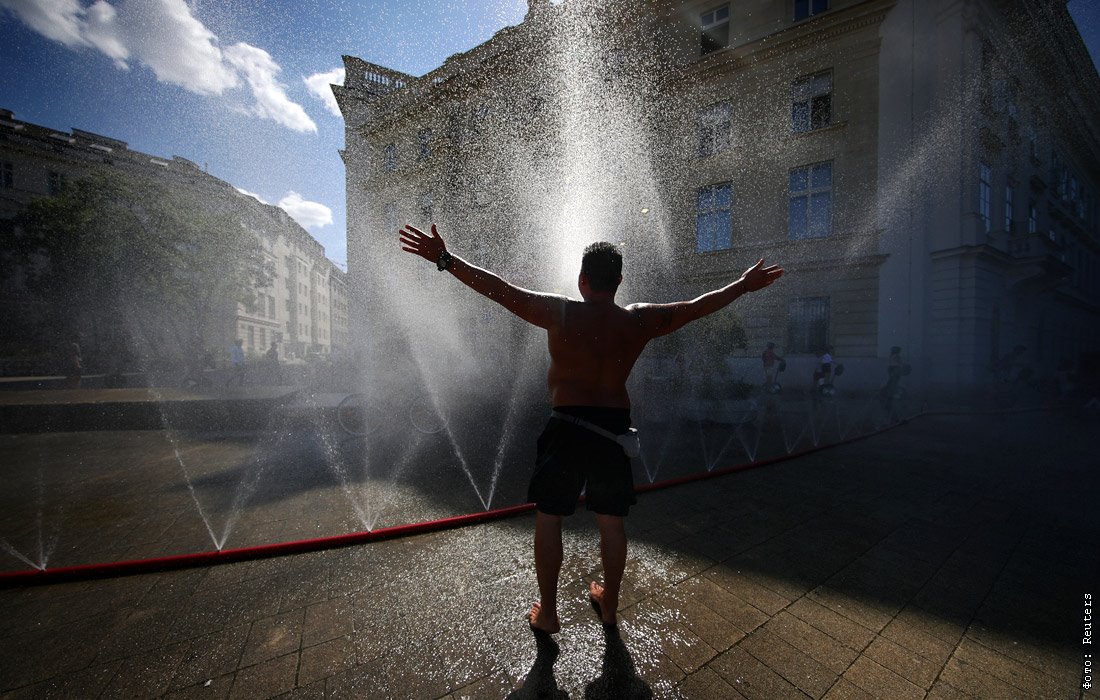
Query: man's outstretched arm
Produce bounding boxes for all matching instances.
[630,259,784,339]
[399,223,566,329]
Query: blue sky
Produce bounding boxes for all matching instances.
[1,0,1097,270]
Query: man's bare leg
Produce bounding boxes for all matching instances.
[529,510,563,633]
[589,513,626,625]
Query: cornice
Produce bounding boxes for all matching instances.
[670,0,898,88]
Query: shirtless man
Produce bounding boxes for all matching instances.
[399,224,783,630]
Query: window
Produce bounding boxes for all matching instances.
[700,5,730,56]
[696,183,732,252]
[979,163,992,234]
[794,0,829,21]
[418,129,432,160]
[788,297,830,354]
[1,161,11,189]
[47,171,65,196]
[268,296,276,319]
[260,328,266,348]
[1004,184,1013,232]
[383,143,396,172]
[789,161,833,240]
[419,192,434,221]
[247,326,255,349]
[381,202,397,234]
[698,102,731,158]
[1028,202,1037,234]
[791,72,832,133]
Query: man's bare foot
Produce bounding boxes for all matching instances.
[528,602,561,633]
[588,581,617,626]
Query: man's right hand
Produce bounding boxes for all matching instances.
[737,259,784,292]
[399,223,446,265]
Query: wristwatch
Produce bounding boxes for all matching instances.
[436,249,454,272]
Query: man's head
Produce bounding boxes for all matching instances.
[579,242,622,297]
[767,342,776,350]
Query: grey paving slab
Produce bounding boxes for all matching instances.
[0,411,1094,699]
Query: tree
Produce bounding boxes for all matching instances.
[4,169,264,371]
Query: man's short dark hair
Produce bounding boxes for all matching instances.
[581,242,622,293]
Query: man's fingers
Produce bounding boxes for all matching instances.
[431,223,441,239]
[404,223,424,235]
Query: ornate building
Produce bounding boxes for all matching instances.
[337,0,1099,393]
[0,109,347,369]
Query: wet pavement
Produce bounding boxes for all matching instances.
[0,410,1096,698]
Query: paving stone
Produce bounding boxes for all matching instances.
[676,597,748,651]
[169,624,250,691]
[820,677,876,700]
[952,636,1075,699]
[806,586,898,634]
[659,621,719,674]
[923,679,975,699]
[239,610,304,668]
[739,627,837,698]
[227,652,298,700]
[787,598,876,652]
[709,646,807,700]
[700,568,790,617]
[164,674,234,700]
[297,635,357,686]
[301,597,355,647]
[764,611,860,675]
[100,640,190,698]
[861,635,942,690]
[677,666,749,699]
[936,655,1027,700]
[841,656,923,700]
[878,615,955,667]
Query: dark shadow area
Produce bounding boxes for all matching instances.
[506,628,568,700]
[583,625,652,700]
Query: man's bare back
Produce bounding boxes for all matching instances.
[546,300,650,408]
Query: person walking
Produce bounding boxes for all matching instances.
[226,339,245,387]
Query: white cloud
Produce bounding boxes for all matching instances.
[303,67,345,118]
[224,43,316,133]
[0,0,318,131]
[235,187,268,204]
[112,0,237,95]
[0,0,86,46]
[278,192,332,230]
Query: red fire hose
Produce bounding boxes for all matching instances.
[0,416,913,588]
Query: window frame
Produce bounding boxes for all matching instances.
[791,71,833,134]
[699,4,730,56]
[979,162,992,234]
[794,0,830,22]
[697,101,732,158]
[788,160,834,240]
[695,182,733,253]
[787,297,830,354]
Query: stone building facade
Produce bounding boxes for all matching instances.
[0,108,347,367]
[337,0,1099,393]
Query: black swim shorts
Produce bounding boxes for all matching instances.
[527,405,637,517]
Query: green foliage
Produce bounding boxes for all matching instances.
[6,170,263,366]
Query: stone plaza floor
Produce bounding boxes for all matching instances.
[0,410,1096,698]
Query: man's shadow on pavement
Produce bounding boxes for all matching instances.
[506,625,653,700]
[584,625,653,700]
[507,629,568,699]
